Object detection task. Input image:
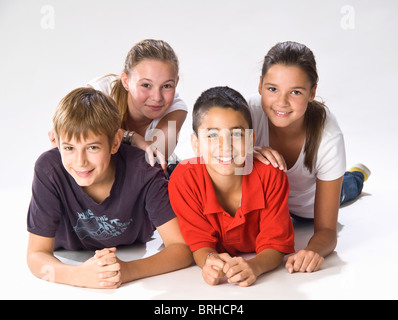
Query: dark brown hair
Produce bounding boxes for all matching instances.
[261,41,327,173]
[192,86,252,135]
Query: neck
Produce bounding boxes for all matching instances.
[206,167,243,196]
[268,117,305,139]
[125,95,152,135]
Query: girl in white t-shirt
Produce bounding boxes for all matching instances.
[88,39,188,174]
[250,41,370,274]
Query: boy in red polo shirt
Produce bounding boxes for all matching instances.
[169,86,295,287]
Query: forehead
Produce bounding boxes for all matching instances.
[264,64,312,87]
[59,130,108,145]
[198,107,250,130]
[131,59,177,80]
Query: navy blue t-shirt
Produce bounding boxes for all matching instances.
[27,144,175,250]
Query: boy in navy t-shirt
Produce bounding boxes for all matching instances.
[27,87,192,289]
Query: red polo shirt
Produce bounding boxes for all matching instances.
[168,157,295,256]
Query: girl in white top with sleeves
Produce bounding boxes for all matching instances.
[88,39,188,174]
[249,41,369,275]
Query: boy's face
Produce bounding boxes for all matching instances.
[57,130,121,190]
[191,107,254,177]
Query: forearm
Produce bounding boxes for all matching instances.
[305,228,337,258]
[121,243,192,283]
[248,249,284,277]
[27,251,79,286]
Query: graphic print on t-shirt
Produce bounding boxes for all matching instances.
[73,209,133,241]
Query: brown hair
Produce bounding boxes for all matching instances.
[53,87,121,147]
[111,39,179,127]
[261,41,327,173]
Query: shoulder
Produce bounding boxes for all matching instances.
[318,109,345,152]
[170,157,204,182]
[117,143,163,175]
[169,158,207,192]
[87,74,119,95]
[316,110,346,179]
[252,158,287,184]
[170,91,188,112]
[322,109,344,139]
[246,94,262,113]
[35,148,63,175]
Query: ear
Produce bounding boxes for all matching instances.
[120,72,129,91]
[190,133,200,156]
[175,75,180,87]
[258,76,263,95]
[111,129,123,154]
[309,84,318,102]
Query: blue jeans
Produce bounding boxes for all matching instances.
[340,171,364,205]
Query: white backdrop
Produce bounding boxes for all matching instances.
[1,0,398,300]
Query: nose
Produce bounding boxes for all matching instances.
[276,92,289,107]
[150,87,163,103]
[218,130,232,155]
[76,150,88,167]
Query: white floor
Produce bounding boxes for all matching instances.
[1,0,398,300]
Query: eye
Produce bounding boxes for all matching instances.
[64,146,73,151]
[206,132,219,139]
[267,87,277,93]
[163,83,174,89]
[292,90,302,95]
[231,131,244,137]
[88,145,100,151]
[141,83,151,88]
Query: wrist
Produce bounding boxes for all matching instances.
[122,130,136,146]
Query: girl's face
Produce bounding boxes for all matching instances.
[124,59,179,121]
[191,107,254,177]
[258,64,317,130]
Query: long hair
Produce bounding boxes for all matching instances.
[261,41,327,173]
[111,39,179,128]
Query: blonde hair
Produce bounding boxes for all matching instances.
[111,39,179,127]
[53,87,121,147]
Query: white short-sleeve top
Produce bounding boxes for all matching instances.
[88,75,188,140]
[247,95,346,218]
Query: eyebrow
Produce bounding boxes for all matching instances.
[61,141,103,146]
[205,126,246,131]
[139,78,176,84]
[263,82,308,91]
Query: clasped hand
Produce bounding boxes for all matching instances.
[78,247,122,289]
[202,253,257,287]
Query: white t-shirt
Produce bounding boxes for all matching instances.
[88,75,188,140]
[247,95,346,218]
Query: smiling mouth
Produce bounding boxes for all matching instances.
[74,169,94,177]
[215,156,235,165]
[274,110,292,117]
[147,105,164,111]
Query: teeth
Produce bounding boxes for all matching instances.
[276,111,289,115]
